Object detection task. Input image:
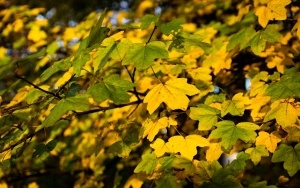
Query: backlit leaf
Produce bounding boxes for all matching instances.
[221,93,250,117]
[165,135,209,160]
[41,94,90,129]
[134,152,158,174]
[88,74,134,104]
[123,41,168,70]
[189,104,220,130]
[209,121,259,151]
[255,0,291,27]
[144,78,200,114]
[143,117,177,142]
[264,101,300,128]
[255,131,281,153]
[245,145,269,165]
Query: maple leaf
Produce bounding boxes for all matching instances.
[255,0,291,27]
[272,144,300,176]
[144,78,200,114]
[134,152,158,174]
[256,131,281,153]
[123,41,168,70]
[165,135,209,160]
[143,117,177,142]
[209,121,259,151]
[221,93,250,117]
[206,142,223,162]
[265,69,300,101]
[245,145,269,165]
[203,42,231,75]
[292,18,300,39]
[264,101,300,128]
[88,74,135,104]
[189,104,220,130]
[150,138,170,157]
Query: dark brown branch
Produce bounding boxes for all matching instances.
[75,100,141,116]
[146,25,157,44]
[14,73,62,99]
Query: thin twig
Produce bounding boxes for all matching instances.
[14,73,62,99]
[76,100,141,116]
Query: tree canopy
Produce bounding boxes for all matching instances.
[1,0,300,187]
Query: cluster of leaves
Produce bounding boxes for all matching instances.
[1,0,300,187]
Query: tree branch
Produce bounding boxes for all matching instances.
[75,100,142,116]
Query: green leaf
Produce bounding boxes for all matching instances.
[107,141,132,158]
[248,32,266,55]
[248,181,277,188]
[140,14,160,29]
[134,152,158,174]
[196,161,222,184]
[261,24,281,43]
[158,154,176,171]
[221,93,249,117]
[41,94,90,129]
[25,89,47,104]
[110,39,132,61]
[227,27,256,51]
[155,173,178,188]
[86,8,110,48]
[265,70,300,101]
[245,145,269,165]
[189,105,220,130]
[271,144,300,176]
[209,121,259,151]
[93,40,116,73]
[72,50,90,76]
[226,152,250,176]
[172,156,195,175]
[88,74,134,104]
[32,139,57,158]
[123,41,168,70]
[40,57,71,82]
[12,108,32,121]
[159,18,184,36]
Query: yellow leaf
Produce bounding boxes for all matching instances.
[142,117,177,141]
[206,142,223,161]
[255,0,291,27]
[256,131,281,153]
[0,46,7,59]
[144,78,200,114]
[166,135,209,160]
[55,67,74,88]
[5,86,30,108]
[13,18,24,32]
[292,18,300,39]
[266,55,294,73]
[150,138,170,157]
[264,101,300,128]
[28,25,47,42]
[124,174,144,188]
[203,42,231,75]
[246,95,270,121]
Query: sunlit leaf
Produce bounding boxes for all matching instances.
[123,41,168,70]
[255,131,281,153]
[144,78,200,114]
[189,104,220,130]
[209,121,259,151]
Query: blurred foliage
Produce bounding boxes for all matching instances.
[1,0,300,187]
